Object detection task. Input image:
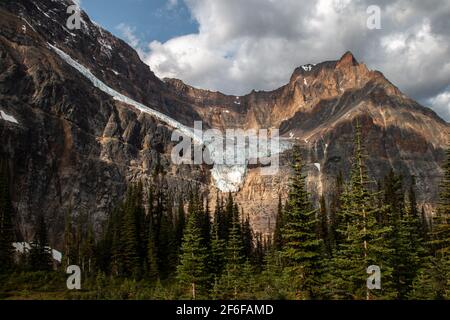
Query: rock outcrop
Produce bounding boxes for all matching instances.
[0,0,448,242]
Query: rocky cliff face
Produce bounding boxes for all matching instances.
[0,0,448,243]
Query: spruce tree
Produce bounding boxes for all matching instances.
[96,209,114,274]
[328,122,393,300]
[318,195,331,256]
[146,216,159,282]
[273,195,284,251]
[81,222,96,274]
[62,209,76,268]
[110,206,125,276]
[252,232,265,272]
[241,214,253,260]
[200,197,211,250]
[121,185,142,277]
[220,212,245,299]
[175,198,186,249]
[176,209,209,299]
[29,215,53,271]
[430,147,450,257]
[210,215,226,278]
[412,145,450,299]
[280,147,323,299]
[329,171,344,251]
[383,171,422,299]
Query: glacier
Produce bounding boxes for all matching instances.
[49,44,292,192]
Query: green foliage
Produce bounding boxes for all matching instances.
[280,147,324,299]
[28,215,53,272]
[3,133,449,300]
[176,209,209,299]
[411,144,450,299]
[210,215,226,278]
[327,122,394,300]
[273,195,284,251]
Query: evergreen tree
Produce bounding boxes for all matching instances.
[29,215,53,271]
[80,222,96,274]
[383,171,423,299]
[146,216,159,282]
[430,147,450,257]
[219,193,234,241]
[328,122,393,300]
[318,195,331,256]
[0,159,15,273]
[241,214,253,260]
[110,206,125,276]
[280,147,323,299]
[210,215,226,278]
[175,198,186,249]
[62,209,76,268]
[273,195,284,251]
[96,209,114,274]
[329,171,344,251]
[200,197,211,250]
[252,232,265,272]
[176,209,209,299]
[219,212,246,299]
[121,185,142,277]
[412,145,450,299]
[261,248,290,299]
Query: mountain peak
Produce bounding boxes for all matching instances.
[336,51,359,68]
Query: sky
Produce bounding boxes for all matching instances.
[80,0,450,121]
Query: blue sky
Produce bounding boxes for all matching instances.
[79,0,449,121]
[81,0,198,44]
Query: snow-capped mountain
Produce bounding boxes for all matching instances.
[0,0,448,240]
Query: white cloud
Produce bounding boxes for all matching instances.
[429,89,450,121]
[116,23,140,50]
[128,0,450,120]
[167,0,179,10]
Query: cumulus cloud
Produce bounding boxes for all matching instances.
[134,0,450,120]
[428,89,450,121]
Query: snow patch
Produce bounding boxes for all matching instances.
[12,242,62,263]
[0,110,19,124]
[98,38,113,57]
[314,163,321,172]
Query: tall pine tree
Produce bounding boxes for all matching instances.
[29,215,53,271]
[328,122,393,300]
[280,147,323,299]
[176,208,209,299]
